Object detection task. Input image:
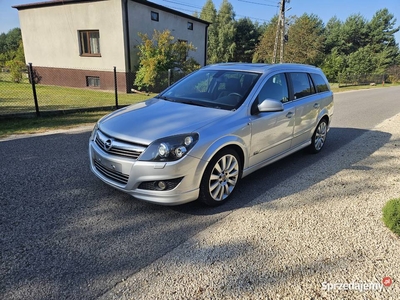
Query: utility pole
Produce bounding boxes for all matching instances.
[272,0,290,64]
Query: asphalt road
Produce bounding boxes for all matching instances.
[1,86,400,300]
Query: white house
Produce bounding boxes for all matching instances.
[13,0,209,92]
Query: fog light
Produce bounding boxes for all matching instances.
[157,181,167,190]
[138,177,183,191]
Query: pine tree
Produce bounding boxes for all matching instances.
[233,18,260,62]
[216,0,236,62]
[339,14,369,55]
[367,8,400,73]
[324,16,343,54]
[200,0,218,64]
[253,16,278,63]
[285,13,325,65]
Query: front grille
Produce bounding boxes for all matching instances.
[94,160,129,185]
[95,131,146,159]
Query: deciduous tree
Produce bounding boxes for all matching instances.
[134,30,199,91]
[321,48,347,82]
[0,28,24,68]
[346,45,376,75]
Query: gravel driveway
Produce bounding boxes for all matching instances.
[99,113,400,300]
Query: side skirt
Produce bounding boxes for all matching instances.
[242,140,311,178]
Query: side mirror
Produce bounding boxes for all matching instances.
[258,99,284,112]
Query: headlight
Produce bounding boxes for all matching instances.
[90,122,99,141]
[139,133,199,162]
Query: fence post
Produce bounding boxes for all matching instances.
[168,69,172,86]
[114,66,119,109]
[28,63,40,117]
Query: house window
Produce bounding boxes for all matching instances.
[151,11,159,21]
[79,30,100,56]
[86,76,100,87]
[187,22,193,30]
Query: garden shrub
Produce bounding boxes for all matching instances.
[382,198,400,236]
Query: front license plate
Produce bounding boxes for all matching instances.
[93,154,123,173]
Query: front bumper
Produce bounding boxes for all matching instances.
[89,141,205,205]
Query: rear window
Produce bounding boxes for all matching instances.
[310,73,330,93]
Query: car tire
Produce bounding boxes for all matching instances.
[309,118,328,154]
[199,148,241,206]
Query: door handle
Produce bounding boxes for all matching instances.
[313,103,320,109]
[286,112,294,118]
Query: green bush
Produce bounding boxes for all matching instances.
[134,29,199,92]
[382,198,400,236]
[5,59,25,83]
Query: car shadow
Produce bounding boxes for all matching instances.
[171,127,392,215]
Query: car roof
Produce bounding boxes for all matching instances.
[202,63,322,74]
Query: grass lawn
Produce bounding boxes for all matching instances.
[0,111,111,139]
[0,74,157,138]
[0,75,155,115]
[329,82,399,92]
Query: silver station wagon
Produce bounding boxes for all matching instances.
[89,63,334,206]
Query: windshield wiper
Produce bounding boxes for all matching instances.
[157,95,175,102]
[176,99,207,107]
[158,96,208,107]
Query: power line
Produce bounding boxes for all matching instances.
[158,0,276,22]
[161,4,272,23]
[162,0,202,10]
[237,0,278,7]
[259,0,281,4]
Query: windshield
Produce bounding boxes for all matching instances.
[158,69,261,110]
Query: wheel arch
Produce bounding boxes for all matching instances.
[192,136,247,190]
[320,114,329,125]
[214,144,245,176]
[316,108,331,131]
[200,136,247,174]
[318,100,333,128]
[309,114,329,154]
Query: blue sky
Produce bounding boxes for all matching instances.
[2,0,400,42]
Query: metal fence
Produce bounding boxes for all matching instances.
[337,73,388,87]
[0,64,186,118]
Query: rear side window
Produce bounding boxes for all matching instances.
[289,72,314,100]
[310,73,330,93]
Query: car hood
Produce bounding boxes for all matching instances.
[98,98,232,145]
